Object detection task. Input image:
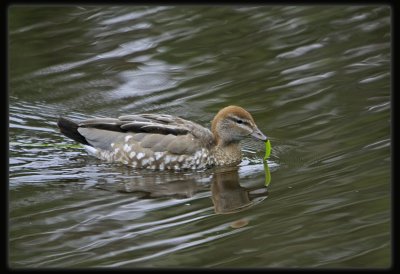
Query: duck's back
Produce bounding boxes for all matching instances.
[58,114,215,170]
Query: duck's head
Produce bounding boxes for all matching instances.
[211,105,268,146]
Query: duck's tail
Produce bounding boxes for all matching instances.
[57,117,91,146]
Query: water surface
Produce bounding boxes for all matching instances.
[9,5,391,268]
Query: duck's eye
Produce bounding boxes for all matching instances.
[236,119,243,124]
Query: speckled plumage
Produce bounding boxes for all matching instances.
[57,105,267,170]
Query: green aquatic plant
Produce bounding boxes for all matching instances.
[264,160,271,187]
[263,140,272,186]
[264,139,271,160]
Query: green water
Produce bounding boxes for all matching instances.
[9,5,391,268]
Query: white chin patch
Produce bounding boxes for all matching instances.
[83,145,97,156]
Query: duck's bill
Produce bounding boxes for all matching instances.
[251,127,268,141]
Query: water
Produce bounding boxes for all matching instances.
[8,5,391,268]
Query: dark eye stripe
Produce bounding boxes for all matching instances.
[229,116,250,126]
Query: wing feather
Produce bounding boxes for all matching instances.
[68,113,215,154]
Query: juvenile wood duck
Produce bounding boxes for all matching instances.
[57,105,268,170]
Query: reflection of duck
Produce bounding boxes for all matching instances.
[99,162,271,211]
[114,171,211,199]
[211,165,270,214]
[57,106,267,170]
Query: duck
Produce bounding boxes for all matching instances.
[57,105,268,171]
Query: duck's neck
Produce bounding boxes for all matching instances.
[212,141,242,166]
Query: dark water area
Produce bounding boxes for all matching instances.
[9,6,390,268]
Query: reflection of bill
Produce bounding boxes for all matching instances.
[211,164,271,214]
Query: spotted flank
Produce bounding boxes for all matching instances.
[92,134,214,170]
